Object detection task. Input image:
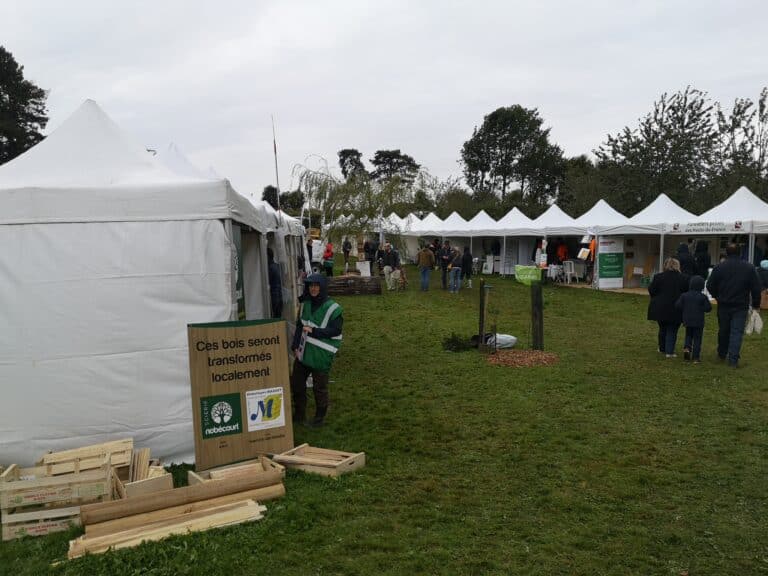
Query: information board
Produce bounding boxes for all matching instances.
[598,237,624,289]
[188,319,293,471]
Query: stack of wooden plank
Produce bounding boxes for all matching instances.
[327,275,382,296]
[69,458,286,559]
[0,458,113,541]
[273,444,365,478]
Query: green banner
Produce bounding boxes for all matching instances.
[598,253,624,279]
[514,265,542,285]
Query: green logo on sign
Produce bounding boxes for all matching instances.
[200,393,242,439]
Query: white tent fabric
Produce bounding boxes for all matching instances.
[405,211,443,236]
[0,100,274,465]
[575,199,629,231]
[532,204,585,236]
[598,194,698,236]
[440,211,470,236]
[695,186,768,234]
[156,142,216,180]
[464,210,499,236]
[496,207,536,235]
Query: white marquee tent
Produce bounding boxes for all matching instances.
[0,100,281,465]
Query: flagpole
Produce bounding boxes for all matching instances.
[271,114,281,213]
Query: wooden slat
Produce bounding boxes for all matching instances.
[124,474,173,498]
[0,467,111,508]
[2,505,81,524]
[84,484,285,538]
[271,454,342,467]
[272,444,366,477]
[80,468,283,525]
[38,439,133,466]
[70,500,265,558]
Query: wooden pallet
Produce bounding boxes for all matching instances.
[188,456,285,485]
[326,275,382,296]
[272,444,365,477]
[0,462,112,541]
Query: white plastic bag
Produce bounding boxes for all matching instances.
[752,309,763,335]
[487,334,518,349]
[745,309,763,335]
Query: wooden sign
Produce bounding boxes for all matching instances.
[188,320,293,471]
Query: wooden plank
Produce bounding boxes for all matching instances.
[187,470,206,486]
[124,474,173,498]
[80,468,283,525]
[70,500,265,558]
[84,483,285,538]
[271,454,343,467]
[146,466,166,479]
[38,439,133,465]
[0,464,19,482]
[129,448,150,482]
[2,505,81,524]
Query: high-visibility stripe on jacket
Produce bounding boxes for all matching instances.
[299,299,342,373]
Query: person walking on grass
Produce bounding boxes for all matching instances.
[380,242,401,291]
[461,245,474,288]
[705,243,763,367]
[647,257,688,358]
[449,247,463,293]
[675,275,712,363]
[291,273,343,427]
[438,240,452,290]
[416,243,436,291]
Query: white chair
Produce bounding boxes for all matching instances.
[563,260,578,284]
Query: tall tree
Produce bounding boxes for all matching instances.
[0,46,48,165]
[556,155,610,217]
[279,189,305,216]
[337,148,367,180]
[461,105,564,201]
[369,149,420,186]
[596,86,718,214]
[261,185,279,210]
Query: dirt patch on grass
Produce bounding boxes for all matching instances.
[487,349,559,368]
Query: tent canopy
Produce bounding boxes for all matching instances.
[575,199,628,229]
[0,99,264,231]
[599,193,697,235]
[532,204,585,236]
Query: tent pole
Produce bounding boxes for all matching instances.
[502,236,506,277]
[748,227,755,265]
[659,230,665,274]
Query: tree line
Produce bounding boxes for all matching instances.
[271,86,768,231]
[2,45,765,226]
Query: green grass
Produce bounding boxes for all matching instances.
[3,268,767,575]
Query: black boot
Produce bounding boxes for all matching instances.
[306,406,327,428]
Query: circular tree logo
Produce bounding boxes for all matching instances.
[211,401,233,424]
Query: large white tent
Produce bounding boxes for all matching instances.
[533,204,585,237]
[0,100,280,465]
[575,199,629,230]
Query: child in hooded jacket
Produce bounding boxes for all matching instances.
[675,275,712,362]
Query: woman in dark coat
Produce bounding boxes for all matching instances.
[648,257,689,357]
[694,241,711,278]
[676,243,696,277]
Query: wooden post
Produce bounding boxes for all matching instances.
[478,279,486,349]
[531,282,544,350]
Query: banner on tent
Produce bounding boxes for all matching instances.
[598,237,624,289]
[188,319,293,471]
[668,221,749,234]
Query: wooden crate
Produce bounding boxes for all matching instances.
[188,456,285,485]
[2,505,81,541]
[0,462,112,540]
[272,444,365,477]
[327,275,382,296]
[36,439,133,477]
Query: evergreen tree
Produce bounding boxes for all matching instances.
[0,45,48,165]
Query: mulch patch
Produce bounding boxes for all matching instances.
[487,349,559,368]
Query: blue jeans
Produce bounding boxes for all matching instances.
[419,267,431,291]
[684,326,704,360]
[657,321,680,355]
[449,267,462,293]
[717,306,747,365]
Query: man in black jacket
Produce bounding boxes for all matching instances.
[706,243,763,367]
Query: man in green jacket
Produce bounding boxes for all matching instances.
[290,273,343,427]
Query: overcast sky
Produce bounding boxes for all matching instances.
[2,1,767,197]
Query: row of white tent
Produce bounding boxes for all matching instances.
[0,100,306,466]
[381,187,768,238]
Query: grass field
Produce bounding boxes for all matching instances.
[3,267,767,575]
